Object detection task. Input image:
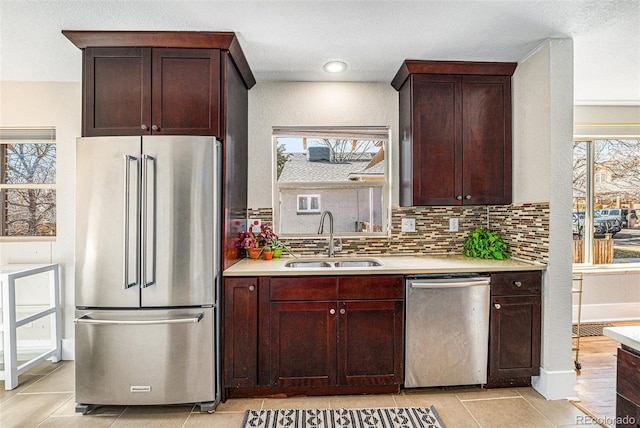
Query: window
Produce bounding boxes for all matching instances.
[297,194,321,213]
[274,127,390,236]
[0,128,56,238]
[594,170,607,184]
[573,139,639,265]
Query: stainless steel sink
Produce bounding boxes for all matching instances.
[284,258,382,268]
[284,261,332,268]
[333,260,382,267]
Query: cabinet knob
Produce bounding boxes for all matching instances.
[329,308,336,315]
[465,195,472,200]
[340,308,346,315]
[151,125,159,131]
[141,124,148,130]
[248,285,255,292]
[494,303,501,310]
[456,195,463,200]
[514,281,522,287]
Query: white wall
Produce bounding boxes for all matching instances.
[513,39,576,399]
[248,82,399,208]
[574,271,640,322]
[0,81,80,359]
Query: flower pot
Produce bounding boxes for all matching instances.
[246,247,262,259]
[273,248,283,258]
[263,251,273,260]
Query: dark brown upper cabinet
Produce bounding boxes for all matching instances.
[63,31,256,137]
[392,60,517,206]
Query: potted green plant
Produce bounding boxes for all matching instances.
[262,246,273,260]
[260,225,293,258]
[462,228,510,260]
[270,238,294,258]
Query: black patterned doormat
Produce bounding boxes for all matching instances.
[242,406,446,428]
[572,322,613,337]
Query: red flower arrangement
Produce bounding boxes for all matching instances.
[237,223,277,249]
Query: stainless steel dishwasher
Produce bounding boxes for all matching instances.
[405,274,490,388]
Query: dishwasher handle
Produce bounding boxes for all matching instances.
[408,278,490,289]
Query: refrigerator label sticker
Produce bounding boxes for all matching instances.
[131,386,152,393]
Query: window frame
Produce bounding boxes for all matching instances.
[272,127,391,238]
[573,137,640,267]
[296,194,321,214]
[0,127,57,241]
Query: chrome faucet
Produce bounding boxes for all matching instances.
[317,210,342,257]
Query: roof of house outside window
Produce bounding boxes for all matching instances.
[279,152,383,182]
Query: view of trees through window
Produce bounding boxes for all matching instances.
[573,139,640,264]
[275,134,388,236]
[1,128,56,237]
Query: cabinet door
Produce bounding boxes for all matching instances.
[151,48,221,136]
[224,278,258,388]
[84,47,152,137]
[462,75,512,205]
[410,75,462,206]
[270,301,337,388]
[616,394,640,428]
[338,300,403,386]
[489,295,541,380]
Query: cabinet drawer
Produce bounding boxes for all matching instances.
[491,272,541,296]
[270,277,337,301]
[617,346,640,405]
[338,276,403,300]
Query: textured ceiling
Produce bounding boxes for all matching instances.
[1,0,639,103]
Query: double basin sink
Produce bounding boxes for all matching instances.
[284,258,382,269]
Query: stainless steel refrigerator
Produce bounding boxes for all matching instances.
[74,136,221,413]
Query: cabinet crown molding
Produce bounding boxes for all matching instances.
[62,30,255,89]
[391,60,517,91]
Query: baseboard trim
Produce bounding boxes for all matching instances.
[531,367,577,400]
[61,338,74,360]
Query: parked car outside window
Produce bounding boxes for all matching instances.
[573,211,621,238]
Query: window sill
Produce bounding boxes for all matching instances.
[0,236,56,243]
[573,263,640,275]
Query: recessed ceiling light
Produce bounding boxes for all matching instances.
[323,61,347,73]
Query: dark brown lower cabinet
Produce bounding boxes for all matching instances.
[487,271,542,388]
[270,299,403,389]
[223,277,258,388]
[224,275,403,398]
[338,300,403,386]
[270,301,337,388]
[616,346,640,427]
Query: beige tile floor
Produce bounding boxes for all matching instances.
[0,360,595,428]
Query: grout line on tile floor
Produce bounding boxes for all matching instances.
[457,395,528,403]
[520,394,566,428]
[458,399,484,427]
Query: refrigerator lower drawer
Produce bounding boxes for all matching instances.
[75,308,215,406]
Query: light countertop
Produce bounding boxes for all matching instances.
[223,254,545,277]
[603,326,640,352]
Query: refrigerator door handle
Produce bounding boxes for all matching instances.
[123,155,139,290]
[75,313,204,325]
[141,154,156,288]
